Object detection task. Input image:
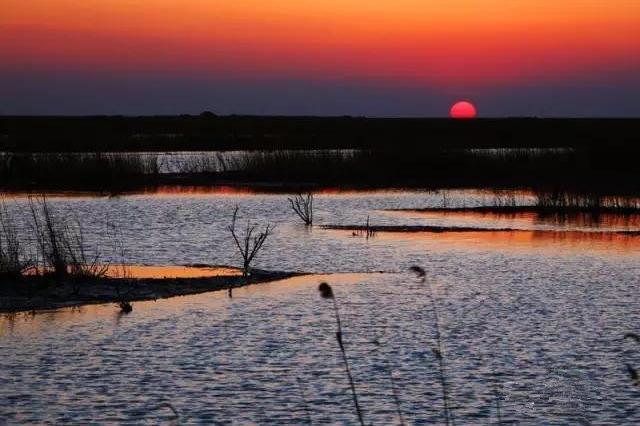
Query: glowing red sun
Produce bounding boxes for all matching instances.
[450,101,477,119]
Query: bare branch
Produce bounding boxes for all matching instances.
[227,205,273,276]
[288,192,313,225]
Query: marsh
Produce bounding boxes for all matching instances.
[1,188,640,423]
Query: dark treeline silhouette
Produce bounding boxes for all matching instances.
[1,115,639,152]
[1,116,640,194]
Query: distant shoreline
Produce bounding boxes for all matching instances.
[2,115,639,152]
[2,116,640,194]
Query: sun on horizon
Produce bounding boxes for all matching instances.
[450,101,477,119]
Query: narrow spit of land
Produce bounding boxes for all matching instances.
[385,206,640,215]
[321,224,640,236]
[0,267,301,313]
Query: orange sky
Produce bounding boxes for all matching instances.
[2,0,639,87]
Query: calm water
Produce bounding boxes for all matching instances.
[2,189,640,424]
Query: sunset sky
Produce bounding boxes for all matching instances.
[2,1,639,116]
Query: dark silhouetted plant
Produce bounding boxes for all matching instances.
[0,200,32,279]
[490,366,503,425]
[296,376,313,425]
[288,192,313,225]
[118,300,133,314]
[29,197,71,277]
[352,215,375,239]
[228,205,273,277]
[410,266,454,426]
[318,282,365,426]
[624,333,640,387]
[29,197,108,281]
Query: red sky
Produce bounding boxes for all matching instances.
[2,1,639,115]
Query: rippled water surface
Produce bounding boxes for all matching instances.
[2,189,640,424]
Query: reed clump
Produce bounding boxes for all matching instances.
[0,152,159,190]
[0,200,33,279]
[29,197,108,280]
[534,190,640,214]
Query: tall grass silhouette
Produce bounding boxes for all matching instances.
[318,282,365,425]
[29,197,108,281]
[0,199,33,279]
[410,266,454,426]
[0,152,159,190]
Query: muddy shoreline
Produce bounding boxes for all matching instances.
[0,269,301,313]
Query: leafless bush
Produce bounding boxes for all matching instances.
[228,206,273,276]
[288,192,313,225]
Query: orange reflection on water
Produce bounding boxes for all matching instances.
[373,229,640,254]
[22,264,242,279]
[231,273,371,298]
[388,209,640,230]
[106,265,242,279]
[0,273,374,333]
[143,185,268,197]
[145,186,422,197]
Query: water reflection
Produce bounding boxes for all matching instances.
[367,229,640,255]
[105,265,242,279]
[386,209,640,232]
[2,270,640,423]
